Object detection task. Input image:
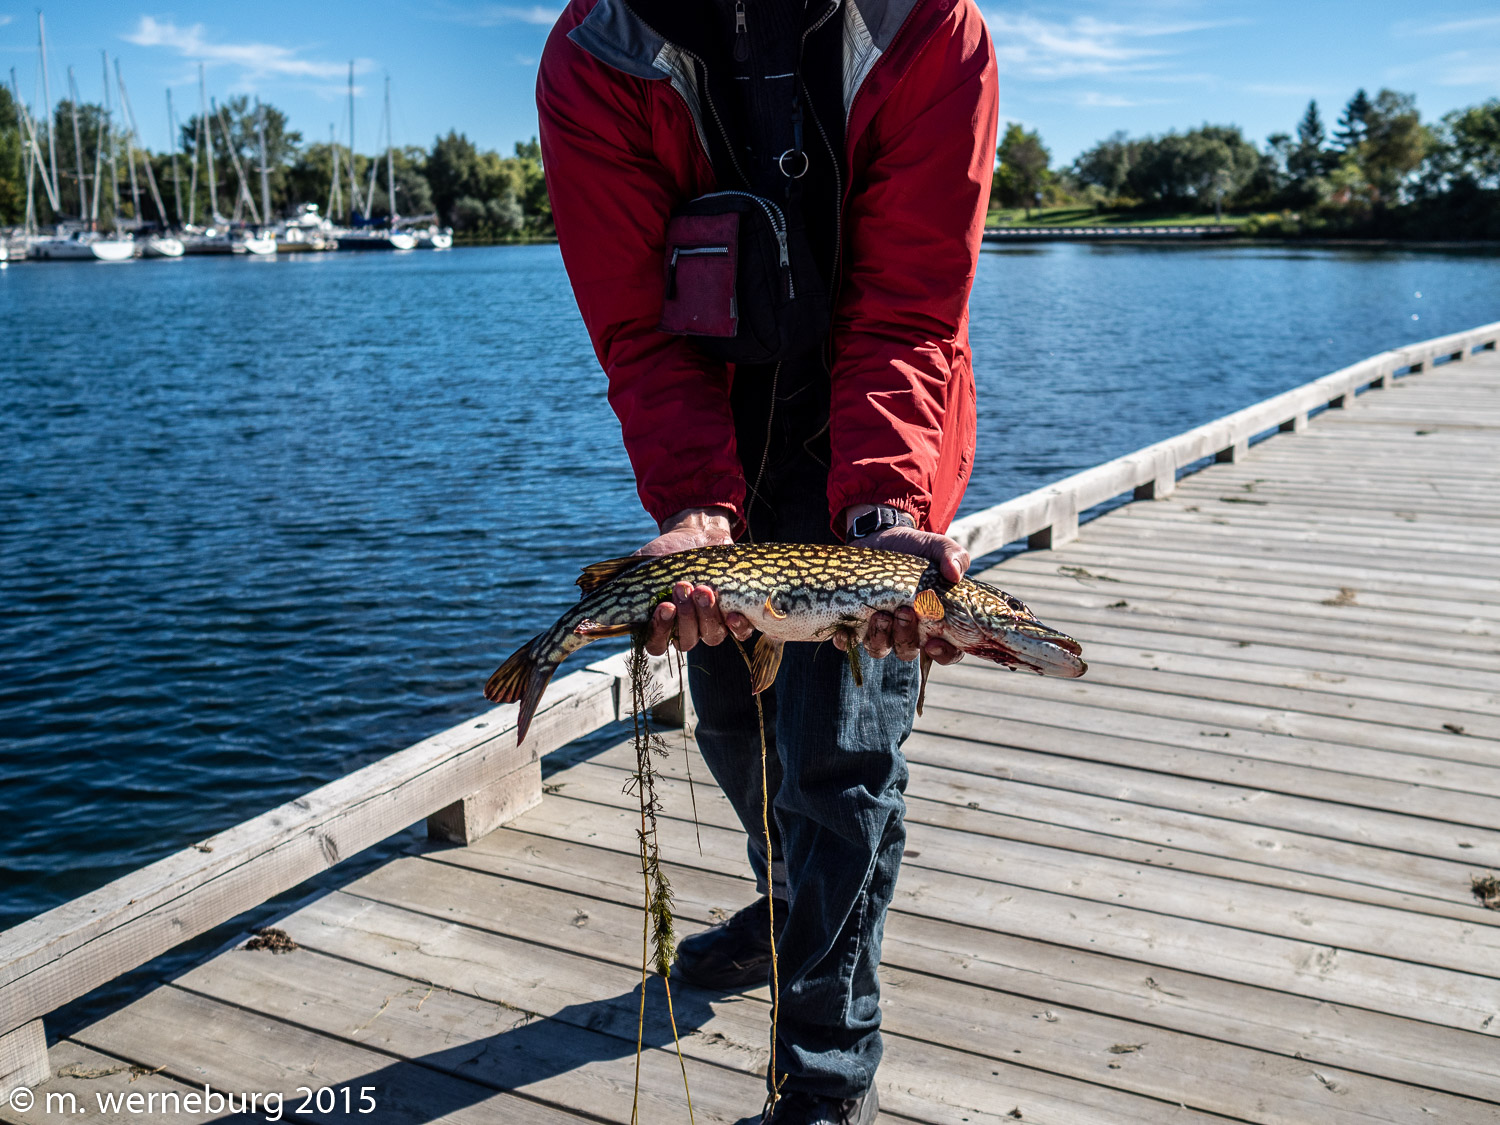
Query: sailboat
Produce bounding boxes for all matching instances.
[22,25,135,262]
[113,59,182,257]
[177,70,275,256]
[337,76,415,251]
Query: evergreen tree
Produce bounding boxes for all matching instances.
[1287,100,1327,181]
[1334,89,1372,152]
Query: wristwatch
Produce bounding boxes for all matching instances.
[847,505,916,540]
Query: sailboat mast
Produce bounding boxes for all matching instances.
[214,99,261,225]
[101,52,119,226]
[256,99,272,225]
[385,77,396,225]
[67,68,89,221]
[199,65,217,222]
[115,61,143,225]
[167,89,183,226]
[10,69,37,235]
[347,61,356,220]
[327,123,341,222]
[118,62,169,226]
[38,13,60,219]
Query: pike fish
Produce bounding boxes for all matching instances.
[485,543,1087,743]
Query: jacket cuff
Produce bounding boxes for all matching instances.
[829,492,929,540]
[643,482,747,538]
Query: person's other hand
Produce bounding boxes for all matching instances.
[634,507,754,656]
[839,515,968,665]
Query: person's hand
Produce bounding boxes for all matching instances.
[839,511,968,665]
[634,507,754,656]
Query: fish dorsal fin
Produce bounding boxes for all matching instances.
[576,555,648,596]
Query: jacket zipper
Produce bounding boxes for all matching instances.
[802,88,842,295]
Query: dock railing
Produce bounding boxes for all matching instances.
[2,319,1498,1101]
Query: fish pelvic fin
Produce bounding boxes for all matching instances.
[913,589,945,621]
[484,635,561,745]
[750,635,785,694]
[575,555,648,596]
[917,651,934,717]
[573,619,633,639]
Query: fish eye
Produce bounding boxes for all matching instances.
[1004,595,1026,612]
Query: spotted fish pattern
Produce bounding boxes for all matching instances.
[484,543,1086,743]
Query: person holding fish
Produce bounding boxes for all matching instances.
[532,2,1005,1121]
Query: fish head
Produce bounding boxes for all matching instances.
[941,579,1087,678]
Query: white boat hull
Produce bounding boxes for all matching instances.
[142,236,185,259]
[337,230,417,251]
[415,229,453,250]
[30,236,135,261]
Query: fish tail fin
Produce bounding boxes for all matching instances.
[484,634,561,745]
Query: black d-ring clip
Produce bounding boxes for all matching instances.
[778,149,809,179]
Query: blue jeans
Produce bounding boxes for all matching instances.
[687,390,919,1099]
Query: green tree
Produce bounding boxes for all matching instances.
[992,122,1050,215]
[366,145,434,218]
[1333,89,1372,152]
[179,97,301,220]
[1125,126,1260,212]
[1288,100,1328,182]
[1073,130,1135,203]
[1444,100,1500,189]
[1357,89,1427,203]
[0,85,29,225]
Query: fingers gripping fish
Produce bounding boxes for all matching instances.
[484,543,1087,744]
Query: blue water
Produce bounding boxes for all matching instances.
[2,243,1497,951]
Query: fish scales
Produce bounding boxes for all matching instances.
[485,543,1087,744]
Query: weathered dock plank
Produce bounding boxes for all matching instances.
[7,340,1500,1123]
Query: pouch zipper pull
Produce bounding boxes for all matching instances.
[733,1,749,62]
[774,228,788,270]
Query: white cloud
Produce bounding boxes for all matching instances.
[122,16,362,81]
[0,16,13,27]
[984,13,1240,80]
[1388,48,1500,88]
[1404,14,1500,36]
[1243,82,1327,98]
[433,3,561,27]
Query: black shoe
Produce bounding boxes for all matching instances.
[738,1088,880,1125]
[672,896,782,991]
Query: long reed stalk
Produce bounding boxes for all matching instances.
[626,635,694,1125]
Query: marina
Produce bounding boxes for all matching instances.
[4,14,451,263]
[2,323,1496,1123]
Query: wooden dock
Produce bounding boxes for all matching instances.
[3,330,1498,1124]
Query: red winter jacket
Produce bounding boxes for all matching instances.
[537,0,998,535]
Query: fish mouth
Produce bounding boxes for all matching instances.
[968,629,1087,678]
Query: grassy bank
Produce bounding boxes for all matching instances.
[987,206,1247,228]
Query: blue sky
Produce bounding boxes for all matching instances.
[4,2,1498,163]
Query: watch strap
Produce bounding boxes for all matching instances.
[848,505,916,539]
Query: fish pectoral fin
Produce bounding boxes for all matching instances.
[575,555,649,596]
[763,593,788,620]
[912,589,945,621]
[750,635,785,694]
[573,618,633,639]
[917,651,934,717]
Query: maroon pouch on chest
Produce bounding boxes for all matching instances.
[659,212,739,338]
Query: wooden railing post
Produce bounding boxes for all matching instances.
[426,758,543,846]
[1215,438,1249,463]
[1279,413,1308,433]
[0,1019,47,1106]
